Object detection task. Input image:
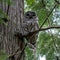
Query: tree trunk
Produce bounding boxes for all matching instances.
[0,0,24,60]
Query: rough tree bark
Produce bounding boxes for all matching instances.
[0,0,24,60]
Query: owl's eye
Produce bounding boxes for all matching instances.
[33,14,35,16]
[26,13,29,16]
[32,13,36,16]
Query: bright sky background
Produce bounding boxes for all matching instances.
[39,55,46,60]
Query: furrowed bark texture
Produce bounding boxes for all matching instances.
[0,0,24,60]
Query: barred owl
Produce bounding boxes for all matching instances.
[22,11,39,47]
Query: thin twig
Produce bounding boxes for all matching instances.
[8,39,36,59]
[19,43,27,60]
[19,40,36,59]
[54,0,60,4]
[8,47,20,58]
[7,4,10,15]
[40,4,56,28]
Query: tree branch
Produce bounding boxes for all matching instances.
[7,4,10,15]
[8,39,36,59]
[23,26,60,37]
[40,26,60,31]
[54,0,60,4]
[40,4,56,28]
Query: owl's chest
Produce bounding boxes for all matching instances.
[23,20,39,32]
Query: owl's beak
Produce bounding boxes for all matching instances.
[29,16,32,19]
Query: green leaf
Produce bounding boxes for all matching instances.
[26,0,35,5]
[37,8,48,26]
[0,50,7,60]
[25,47,35,60]
[0,0,12,5]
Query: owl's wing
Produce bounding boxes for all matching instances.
[22,23,30,35]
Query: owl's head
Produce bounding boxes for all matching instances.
[24,11,37,19]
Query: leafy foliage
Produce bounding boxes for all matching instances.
[0,0,12,5]
[0,0,12,24]
[25,47,34,60]
[0,50,7,60]
[0,0,60,60]
[0,9,7,24]
[25,0,60,60]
